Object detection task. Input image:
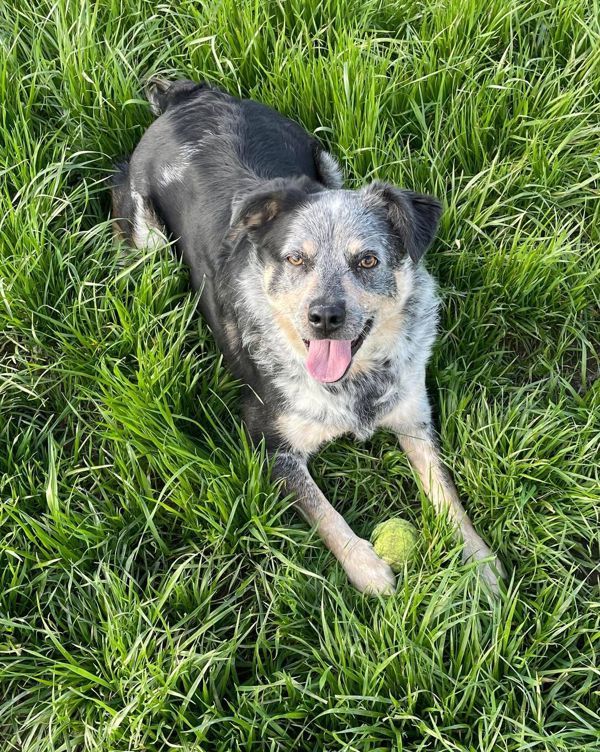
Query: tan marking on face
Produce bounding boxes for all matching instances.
[302,239,316,256]
[263,264,275,291]
[264,270,320,356]
[266,286,306,318]
[347,239,363,255]
[271,309,307,357]
[277,413,344,454]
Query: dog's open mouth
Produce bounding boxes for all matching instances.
[303,319,373,384]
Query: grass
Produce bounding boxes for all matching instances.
[0,0,599,749]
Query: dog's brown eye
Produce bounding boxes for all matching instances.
[287,254,304,266]
[359,254,378,269]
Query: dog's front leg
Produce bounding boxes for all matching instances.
[385,402,506,594]
[273,452,396,595]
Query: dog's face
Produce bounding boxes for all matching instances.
[231,178,441,383]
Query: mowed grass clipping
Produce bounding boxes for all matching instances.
[0,0,599,750]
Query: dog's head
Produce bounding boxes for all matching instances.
[230,176,442,383]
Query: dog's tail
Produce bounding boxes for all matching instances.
[144,76,213,117]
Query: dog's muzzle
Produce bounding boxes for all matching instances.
[303,318,373,383]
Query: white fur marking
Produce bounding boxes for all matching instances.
[158,161,185,186]
[131,190,167,249]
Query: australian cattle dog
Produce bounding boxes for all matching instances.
[112,78,505,594]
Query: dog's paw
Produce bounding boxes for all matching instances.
[341,537,396,595]
[462,535,507,596]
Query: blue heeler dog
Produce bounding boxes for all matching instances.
[112,78,506,595]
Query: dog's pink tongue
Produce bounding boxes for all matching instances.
[306,339,352,383]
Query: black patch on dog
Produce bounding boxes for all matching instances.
[364,182,442,263]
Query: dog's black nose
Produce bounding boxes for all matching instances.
[308,301,346,336]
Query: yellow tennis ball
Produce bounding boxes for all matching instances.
[371,518,418,573]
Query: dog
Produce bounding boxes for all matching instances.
[112,78,506,595]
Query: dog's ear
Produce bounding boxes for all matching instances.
[362,181,442,263]
[229,177,322,242]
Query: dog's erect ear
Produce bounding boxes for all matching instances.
[362,181,442,263]
[229,177,322,242]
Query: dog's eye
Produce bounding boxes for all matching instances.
[286,254,304,266]
[359,254,378,269]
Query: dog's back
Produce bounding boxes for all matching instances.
[145,78,319,176]
[112,80,340,302]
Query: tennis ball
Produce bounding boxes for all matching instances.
[370,518,418,573]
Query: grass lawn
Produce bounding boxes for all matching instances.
[1,0,599,749]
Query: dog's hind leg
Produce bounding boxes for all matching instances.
[384,393,506,595]
[128,190,167,250]
[111,164,167,252]
[273,453,396,595]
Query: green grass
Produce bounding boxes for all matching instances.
[0,0,599,749]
